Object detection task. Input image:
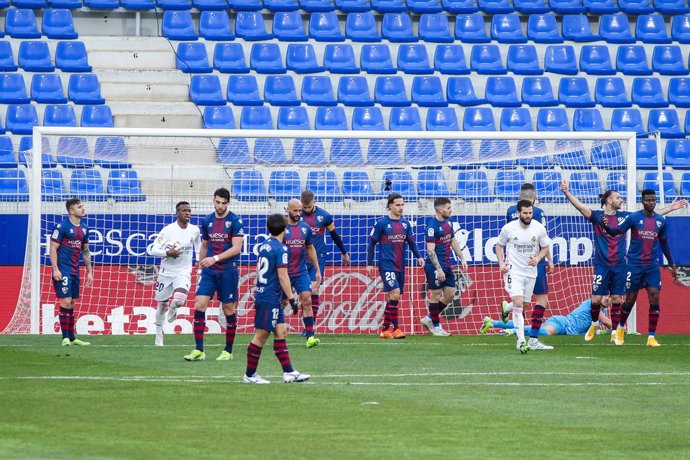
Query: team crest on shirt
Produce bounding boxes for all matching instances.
[68,229,74,235]
[225,221,231,228]
[656,221,662,228]
[301,227,307,235]
[618,217,625,225]
[531,236,536,242]
[386,224,392,229]
[639,220,644,225]
[207,223,213,228]
[402,223,408,230]
[317,215,323,222]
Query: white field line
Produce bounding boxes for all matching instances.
[3,342,690,348]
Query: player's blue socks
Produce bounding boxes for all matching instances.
[303,316,314,337]
[619,302,633,328]
[649,304,659,337]
[590,300,602,323]
[530,304,545,339]
[273,338,294,373]
[225,314,237,353]
[311,295,320,321]
[389,300,399,329]
[428,302,441,327]
[59,307,70,339]
[611,302,622,329]
[68,309,76,341]
[193,310,205,351]
[246,342,262,377]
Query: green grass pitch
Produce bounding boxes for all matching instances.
[2,333,690,459]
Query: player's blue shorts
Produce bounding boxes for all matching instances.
[254,300,284,333]
[627,264,662,291]
[592,264,628,296]
[544,315,567,335]
[380,269,404,294]
[197,267,238,303]
[307,256,326,283]
[53,273,79,299]
[424,264,456,290]
[290,271,312,294]
[533,263,548,295]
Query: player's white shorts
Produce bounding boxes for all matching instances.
[504,272,536,301]
[155,274,191,302]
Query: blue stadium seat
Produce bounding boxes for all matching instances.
[18,41,54,72]
[527,13,563,43]
[232,170,266,201]
[446,77,485,105]
[550,0,585,13]
[397,44,432,74]
[287,44,323,73]
[616,45,652,75]
[30,74,66,104]
[324,44,358,73]
[0,169,29,202]
[580,45,614,75]
[352,106,384,129]
[217,138,250,165]
[417,170,450,197]
[569,171,601,203]
[434,45,470,75]
[441,139,474,165]
[470,44,506,74]
[382,13,417,42]
[0,42,18,72]
[533,171,565,202]
[669,77,690,107]
[494,170,526,200]
[336,0,370,11]
[553,140,587,168]
[636,14,671,43]
[227,75,262,105]
[619,0,654,13]
[652,46,689,75]
[42,9,78,39]
[300,0,336,11]
[277,106,311,129]
[648,109,683,138]
[213,43,249,73]
[522,76,557,106]
[457,170,491,201]
[671,15,690,44]
[558,77,594,107]
[342,171,377,201]
[599,13,634,44]
[390,107,422,130]
[516,139,552,169]
[346,12,381,42]
[656,0,688,14]
[70,169,106,201]
[506,44,542,75]
[682,173,690,198]
[107,170,145,202]
[632,77,667,108]
[369,140,401,164]
[81,105,113,127]
[426,107,459,130]
[544,45,578,75]
[316,106,348,129]
[17,136,54,167]
[514,0,548,13]
[479,139,515,169]
[119,0,156,9]
[0,74,29,104]
[199,11,234,40]
[409,0,443,11]
[5,9,41,39]
[500,107,533,130]
[269,13,305,40]
[56,136,92,168]
[361,44,396,74]
[455,13,490,43]
[562,14,599,42]
[330,138,363,164]
[306,171,339,201]
[374,76,409,106]
[478,0,514,13]
[55,41,91,73]
[595,77,631,107]
[302,76,337,106]
[636,138,658,169]
[485,76,520,107]
[610,108,644,133]
[264,0,299,11]
[606,171,627,197]
[573,108,605,131]
[338,76,373,106]
[0,137,16,167]
[157,0,193,10]
[411,76,446,107]
[381,170,414,198]
[203,105,235,129]
[265,75,299,106]
[491,13,526,43]
[254,139,286,165]
[309,12,345,41]
[643,171,676,199]
[68,74,104,104]
[463,107,496,130]
[250,43,286,74]
[293,138,327,164]
[176,42,212,73]
[404,138,437,164]
[44,104,77,127]
[193,0,229,9]
[228,0,262,10]
[162,11,197,40]
[419,13,453,43]
[236,11,273,40]
[584,0,618,13]
[684,109,690,134]
[372,0,405,12]
[240,106,274,129]
[537,107,569,131]
[590,140,625,169]
[14,0,47,7]
[665,139,690,169]
[41,169,67,202]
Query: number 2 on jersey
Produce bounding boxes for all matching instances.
[257,256,269,284]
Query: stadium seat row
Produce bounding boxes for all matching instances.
[0,40,92,72]
[0,104,114,134]
[0,73,104,105]
[2,8,78,39]
[0,135,130,168]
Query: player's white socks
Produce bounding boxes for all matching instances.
[505,302,514,312]
[513,308,525,343]
[155,302,167,334]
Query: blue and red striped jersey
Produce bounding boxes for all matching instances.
[301,206,333,258]
[617,211,669,266]
[424,217,454,269]
[200,211,245,272]
[51,218,88,276]
[369,216,417,272]
[589,210,630,267]
[284,221,313,277]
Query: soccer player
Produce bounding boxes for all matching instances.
[599,189,679,347]
[49,198,93,346]
[285,198,321,348]
[148,201,201,347]
[184,188,244,362]
[481,296,612,336]
[367,193,425,339]
[420,197,468,337]
[244,213,310,384]
[495,199,551,352]
[560,181,686,343]
[300,190,350,328]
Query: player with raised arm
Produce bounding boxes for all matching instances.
[367,193,425,339]
[285,199,321,348]
[148,201,201,347]
[599,189,680,347]
[300,190,350,329]
[420,197,468,336]
[184,188,244,362]
[49,198,93,346]
[495,199,551,352]
[244,213,310,384]
[560,181,686,343]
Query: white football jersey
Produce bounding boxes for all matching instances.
[149,222,201,278]
[497,219,550,278]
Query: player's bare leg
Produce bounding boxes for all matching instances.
[184,296,209,361]
[217,302,237,360]
[154,300,169,346]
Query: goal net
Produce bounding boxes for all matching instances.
[6,128,642,336]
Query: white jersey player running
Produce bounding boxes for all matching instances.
[148,201,201,346]
[495,199,551,353]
